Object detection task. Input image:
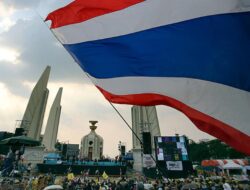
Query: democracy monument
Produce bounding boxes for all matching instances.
[80,121,104,160]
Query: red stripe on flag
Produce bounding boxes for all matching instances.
[46,0,144,29]
[97,86,250,156]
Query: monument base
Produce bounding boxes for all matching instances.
[132,149,143,172]
[22,146,45,165]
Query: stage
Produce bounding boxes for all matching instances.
[37,161,127,175]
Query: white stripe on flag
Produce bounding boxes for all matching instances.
[89,75,250,136]
[52,0,250,44]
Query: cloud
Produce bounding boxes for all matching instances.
[0,17,15,32]
[0,82,26,132]
[0,0,94,95]
[0,15,89,97]
[0,2,16,33]
[2,0,73,20]
[3,0,41,10]
[37,0,74,19]
[0,2,15,18]
[0,46,20,64]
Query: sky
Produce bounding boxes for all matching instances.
[0,0,213,158]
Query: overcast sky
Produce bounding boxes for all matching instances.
[0,0,213,157]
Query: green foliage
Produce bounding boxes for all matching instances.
[189,141,210,162]
[55,141,62,151]
[0,132,13,155]
[188,139,246,162]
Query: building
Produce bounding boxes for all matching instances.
[61,143,79,160]
[131,106,161,172]
[80,121,103,160]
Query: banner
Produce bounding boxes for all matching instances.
[143,154,156,168]
[166,161,183,171]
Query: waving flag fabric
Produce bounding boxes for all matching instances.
[46,0,250,155]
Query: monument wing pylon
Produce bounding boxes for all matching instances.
[20,66,50,140]
[42,87,63,151]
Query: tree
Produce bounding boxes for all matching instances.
[207,139,228,159]
[188,138,246,162]
[189,141,211,162]
[55,141,62,151]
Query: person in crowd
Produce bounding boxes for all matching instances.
[222,178,232,190]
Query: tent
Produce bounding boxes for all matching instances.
[201,159,248,168]
[0,135,40,146]
[223,162,243,170]
[245,166,250,170]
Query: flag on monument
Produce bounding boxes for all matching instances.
[46,0,250,155]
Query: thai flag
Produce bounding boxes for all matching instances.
[46,0,250,155]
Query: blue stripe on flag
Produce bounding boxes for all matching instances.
[64,12,250,92]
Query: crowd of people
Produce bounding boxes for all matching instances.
[0,171,249,190]
[0,153,249,190]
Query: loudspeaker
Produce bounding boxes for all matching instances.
[14,128,25,136]
[121,145,126,156]
[142,132,152,154]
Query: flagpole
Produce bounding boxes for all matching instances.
[109,102,164,178]
[108,102,143,146]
